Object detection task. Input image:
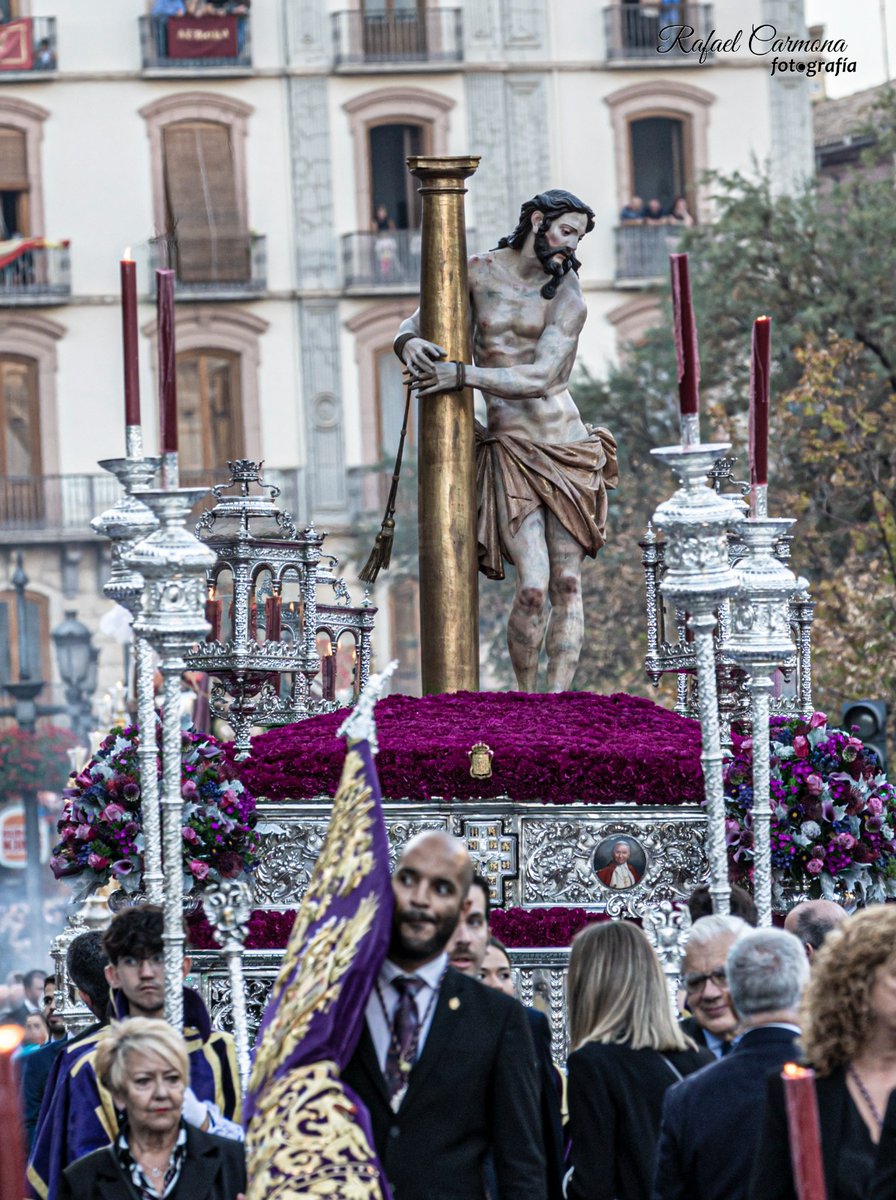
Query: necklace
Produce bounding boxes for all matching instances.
[848,1064,884,1129]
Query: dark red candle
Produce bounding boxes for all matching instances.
[670,253,701,416]
[749,315,771,488]
[781,1063,828,1200]
[205,587,222,643]
[265,595,282,642]
[0,1025,26,1199]
[156,269,177,454]
[121,253,140,427]
[322,644,335,700]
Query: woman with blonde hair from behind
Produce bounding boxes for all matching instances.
[565,921,712,1200]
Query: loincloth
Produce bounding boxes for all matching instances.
[474,422,619,581]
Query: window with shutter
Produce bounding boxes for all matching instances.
[0,355,41,522]
[0,124,29,237]
[162,120,248,284]
[176,349,242,480]
[0,590,50,688]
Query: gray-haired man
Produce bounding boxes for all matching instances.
[653,927,809,1200]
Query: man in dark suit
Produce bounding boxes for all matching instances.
[7,968,45,1025]
[445,873,564,1200]
[652,926,809,1200]
[19,975,67,1149]
[343,831,545,1200]
[678,914,751,1059]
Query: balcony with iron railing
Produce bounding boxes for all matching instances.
[0,16,58,75]
[603,4,714,61]
[148,233,266,299]
[139,13,251,72]
[0,467,303,542]
[0,241,70,306]
[342,229,423,291]
[614,224,684,283]
[332,8,463,68]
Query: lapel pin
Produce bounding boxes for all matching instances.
[449,997,461,1011]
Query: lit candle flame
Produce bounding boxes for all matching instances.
[122,247,133,262]
[782,1062,809,1079]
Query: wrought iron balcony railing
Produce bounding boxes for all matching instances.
[603,3,714,60]
[614,224,684,282]
[0,241,70,305]
[139,13,251,71]
[342,228,476,290]
[332,7,463,67]
[0,468,302,540]
[148,234,266,298]
[0,15,57,73]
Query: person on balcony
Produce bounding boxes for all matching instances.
[619,196,646,224]
[151,0,186,58]
[668,196,695,227]
[643,198,667,223]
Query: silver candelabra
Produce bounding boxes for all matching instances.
[204,879,254,1088]
[91,454,163,903]
[125,487,216,1029]
[723,495,799,926]
[651,442,743,916]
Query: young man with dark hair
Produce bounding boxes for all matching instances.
[20,977,68,1151]
[28,906,241,1200]
[8,969,46,1024]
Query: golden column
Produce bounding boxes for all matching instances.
[409,154,480,694]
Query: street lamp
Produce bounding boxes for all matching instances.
[0,553,98,958]
[52,611,99,748]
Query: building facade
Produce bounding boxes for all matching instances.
[0,0,814,715]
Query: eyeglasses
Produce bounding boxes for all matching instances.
[118,953,165,969]
[683,969,728,994]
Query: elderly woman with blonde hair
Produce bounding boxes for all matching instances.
[60,1019,246,1200]
[750,904,896,1200]
[565,921,712,1200]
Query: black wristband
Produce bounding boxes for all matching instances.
[393,331,417,363]
[453,361,466,391]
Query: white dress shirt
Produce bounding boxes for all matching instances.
[365,952,448,1072]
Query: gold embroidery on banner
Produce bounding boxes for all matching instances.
[246,1061,383,1200]
[249,895,379,1090]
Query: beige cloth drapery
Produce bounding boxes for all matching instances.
[474,422,619,580]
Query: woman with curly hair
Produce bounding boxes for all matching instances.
[565,921,712,1200]
[749,904,896,1200]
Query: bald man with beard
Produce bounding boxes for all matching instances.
[343,831,545,1200]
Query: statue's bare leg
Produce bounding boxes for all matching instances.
[544,511,586,692]
[494,474,550,691]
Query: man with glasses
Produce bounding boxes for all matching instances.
[27,905,241,1200]
[679,915,751,1059]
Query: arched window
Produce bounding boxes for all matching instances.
[0,98,49,238]
[629,116,686,213]
[176,349,242,480]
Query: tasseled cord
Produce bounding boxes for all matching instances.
[359,382,413,584]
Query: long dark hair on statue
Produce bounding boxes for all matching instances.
[495,189,596,299]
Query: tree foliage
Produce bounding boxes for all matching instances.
[571,89,896,712]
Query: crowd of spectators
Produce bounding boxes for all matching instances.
[619,194,695,227]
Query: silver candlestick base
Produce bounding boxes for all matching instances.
[651,442,743,917]
[124,486,216,1030]
[724,517,798,926]
[204,879,254,1088]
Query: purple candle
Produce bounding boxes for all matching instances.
[749,315,771,489]
[121,253,140,428]
[670,253,701,418]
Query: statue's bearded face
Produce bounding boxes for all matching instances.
[532,210,590,299]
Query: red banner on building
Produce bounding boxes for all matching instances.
[166,15,238,59]
[0,18,33,71]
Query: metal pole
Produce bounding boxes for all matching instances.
[408,155,480,695]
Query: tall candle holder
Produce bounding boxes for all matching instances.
[124,487,216,1029]
[723,516,798,926]
[91,455,163,903]
[203,879,253,1088]
[651,442,743,916]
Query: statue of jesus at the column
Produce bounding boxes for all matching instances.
[394,189,618,692]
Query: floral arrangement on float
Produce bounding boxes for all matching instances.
[51,723,259,903]
[724,712,896,907]
[185,904,611,951]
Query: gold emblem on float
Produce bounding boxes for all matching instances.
[468,742,494,779]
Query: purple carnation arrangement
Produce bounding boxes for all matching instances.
[51,723,259,903]
[185,904,610,951]
[229,691,703,807]
[724,712,896,905]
